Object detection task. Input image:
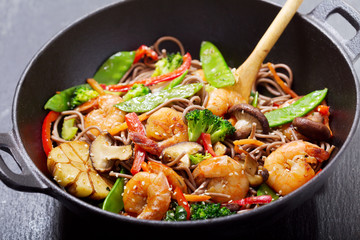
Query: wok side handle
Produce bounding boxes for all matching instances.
[308,0,360,62]
[0,131,48,193]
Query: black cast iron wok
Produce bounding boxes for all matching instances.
[0,0,359,235]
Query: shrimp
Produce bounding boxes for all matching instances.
[84,94,125,136]
[147,161,188,193]
[145,107,188,148]
[123,171,171,220]
[192,156,249,203]
[264,140,330,196]
[205,88,246,116]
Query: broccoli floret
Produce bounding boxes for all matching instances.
[164,201,187,221]
[122,84,150,101]
[189,152,212,165]
[190,202,234,220]
[207,116,236,143]
[152,52,183,77]
[185,109,235,143]
[185,109,214,142]
[70,86,99,109]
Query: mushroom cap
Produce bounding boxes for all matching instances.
[292,117,331,141]
[90,133,133,172]
[244,154,268,187]
[228,104,270,139]
[161,142,203,168]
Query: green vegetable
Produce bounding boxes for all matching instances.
[265,88,328,128]
[152,52,183,77]
[44,84,88,112]
[122,84,150,101]
[190,202,234,220]
[102,169,125,213]
[205,84,217,93]
[93,51,136,85]
[189,152,212,165]
[163,70,188,90]
[200,41,235,88]
[69,85,99,109]
[115,83,203,113]
[252,91,259,108]
[257,183,279,202]
[164,202,188,221]
[185,109,235,143]
[61,118,78,141]
[104,90,122,96]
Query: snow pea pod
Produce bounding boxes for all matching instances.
[200,41,235,88]
[44,84,88,112]
[265,88,328,128]
[102,169,125,213]
[116,83,203,113]
[93,51,136,85]
[163,70,188,90]
[257,183,279,202]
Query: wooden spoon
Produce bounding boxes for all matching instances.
[231,0,303,101]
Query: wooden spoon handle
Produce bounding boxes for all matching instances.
[233,0,303,101]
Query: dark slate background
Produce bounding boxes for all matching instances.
[0,0,359,239]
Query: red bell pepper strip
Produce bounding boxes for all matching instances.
[232,195,272,206]
[316,105,330,116]
[133,45,158,64]
[104,53,192,92]
[131,145,146,176]
[198,133,217,157]
[42,111,60,156]
[128,132,163,156]
[173,186,191,220]
[316,105,333,137]
[125,112,147,175]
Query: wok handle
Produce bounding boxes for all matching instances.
[0,131,48,193]
[308,0,360,62]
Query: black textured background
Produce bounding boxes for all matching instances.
[0,0,360,239]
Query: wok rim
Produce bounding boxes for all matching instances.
[9,0,360,228]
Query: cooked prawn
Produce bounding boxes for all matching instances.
[123,171,171,220]
[264,140,330,196]
[147,161,188,193]
[84,94,125,136]
[192,156,249,203]
[145,107,188,148]
[205,88,246,116]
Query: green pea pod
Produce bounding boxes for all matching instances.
[200,41,235,88]
[257,183,279,202]
[93,51,136,85]
[163,70,188,90]
[115,83,203,113]
[265,88,328,128]
[102,169,125,213]
[44,84,88,112]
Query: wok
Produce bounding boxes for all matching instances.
[0,0,359,235]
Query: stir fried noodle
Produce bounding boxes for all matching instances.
[45,36,335,220]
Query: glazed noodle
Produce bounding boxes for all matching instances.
[43,36,335,221]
